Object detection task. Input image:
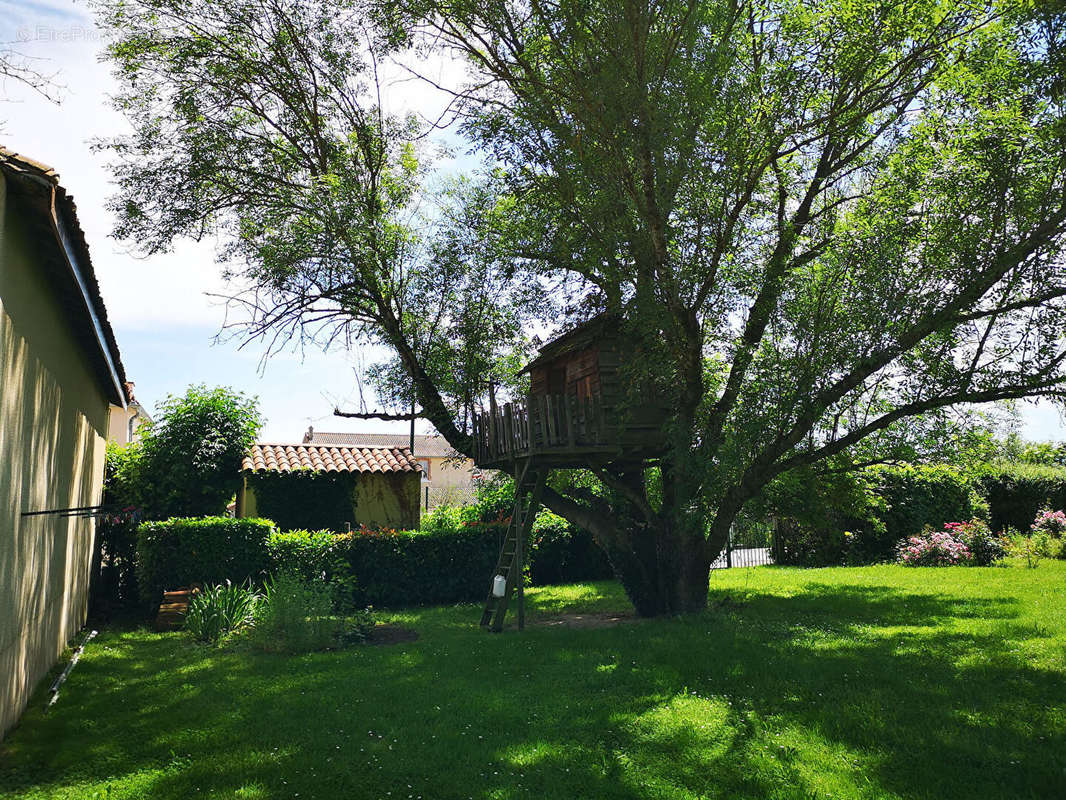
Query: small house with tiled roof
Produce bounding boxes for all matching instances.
[236,443,422,531]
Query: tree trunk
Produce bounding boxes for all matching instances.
[604,518,713,616]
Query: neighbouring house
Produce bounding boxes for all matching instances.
[107,381,152,444]
[0,148,129,738]
[302,428,479,506]
[237,442,422,531]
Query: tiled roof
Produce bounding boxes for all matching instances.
[302,430,463,458]
[243,443,421,474]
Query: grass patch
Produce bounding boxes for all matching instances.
[2,562,1064,799]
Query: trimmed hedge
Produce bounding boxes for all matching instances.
[768,464,987,566]
[136,517,276,607]
[866,465,987,563]
[332,522,507,607]
[975,464,1066,534]
[137,511,612,611]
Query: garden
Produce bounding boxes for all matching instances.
[2,563,1064,800]
[6,384,1066,798]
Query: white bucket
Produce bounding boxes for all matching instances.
[492,574,507,597]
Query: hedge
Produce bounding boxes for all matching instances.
[137,511,613,610]
[769,464,987,566]
[136,517,276,607]
[866,465,987,562]
[975,464,1066,533]
[331,522,507,607]
[529,512,613,585]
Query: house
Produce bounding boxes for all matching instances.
[0,148,128,738]
[237,442,422,531]
[107,381,152,444]
[303,428,479,505]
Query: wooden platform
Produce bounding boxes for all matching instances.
[472,394,663,469]
[154,586,199,632]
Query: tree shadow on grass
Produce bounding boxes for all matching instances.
[1,582,1063,799]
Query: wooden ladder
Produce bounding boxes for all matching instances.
[480,461,546,632]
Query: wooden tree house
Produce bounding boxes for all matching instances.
[474,315,666,631]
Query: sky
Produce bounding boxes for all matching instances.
[2,0,1064,444]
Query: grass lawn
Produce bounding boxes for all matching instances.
[2,562,1064,800]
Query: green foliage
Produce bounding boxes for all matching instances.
[331,522,505,608]
[249,471,357,532]
[136,517,275,608]
[974,464,1066,534]
[137,385,261,520]
[266,529,359,611]
[529,512,613,586]
[249,572,341,653]
[869,465,987,561]
[184,581,260,644]
[470,473,516,522]
[766,463,986,566]
[1003,528,1063,567]
[266,529,341,581]
[95,0,1066,617]
[949,520,1007,567]
[96,442,145,608]
[104,440,143,508]
[759,465,885,567]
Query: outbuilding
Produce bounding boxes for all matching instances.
[237,443,422,531]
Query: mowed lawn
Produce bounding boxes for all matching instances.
[2,563,1064,800]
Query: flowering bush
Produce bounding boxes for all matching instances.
[1031,508,1066,537]
[897,529,974,566]
[943,519,1006,566]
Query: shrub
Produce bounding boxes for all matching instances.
[897,528,974,566]
[137,385,262,519]
[184,581,260,644]
[1031,508,1066,537]
[760,465,885,566]
[250,572,340,653]
[136,517,276,607]
[1003,527,1063,566]
[267,529,341,580]
[871,465,986,560]
[93,442,145,609]
[265,529,360,611]
[944,519,1006,566]
[331,522,504,608]
[529,512,613,585]
[975,464,1066,534]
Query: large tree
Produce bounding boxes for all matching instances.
[95,0,1066,614]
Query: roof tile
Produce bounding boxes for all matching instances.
[242,443,421,474]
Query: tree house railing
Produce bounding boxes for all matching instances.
[473,394,613,467]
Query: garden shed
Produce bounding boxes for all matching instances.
[237,443,422,531]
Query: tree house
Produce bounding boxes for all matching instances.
[474,315,666,632]
[472,315,664,470]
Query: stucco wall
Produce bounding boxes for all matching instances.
[355,472,420,530]
[0,175,109,738]
[240,471,420,530]
[425,456,476,489]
